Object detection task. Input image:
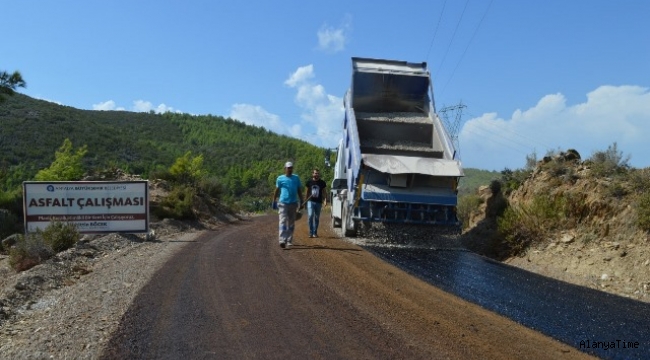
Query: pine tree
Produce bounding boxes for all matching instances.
[0,70,26,103]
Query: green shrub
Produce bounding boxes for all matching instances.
[154,186,197,220]
[588,142,630,177]
[0,188,24,251]
[38,221,80,252]
[0,187,23,215]
[148,168,176,183]
[237,196,270,213]
[630,168,650,194]
[637,192,650,232]
[561,166,579,184]
[500,168,532,195]
[9,233,53,272]
[497,195,568,256]
[562,192,589,221]
[198,176,223,200]
[222,197,243,214]
[531,195,567,222]
[606,181,628,199]
[497,206,536,256]
[0,209,20,242]
[579,231,599,244]
[457,194,482,230]
[34,138,88,181]
[169,151,207,186]
[542,158,569,177]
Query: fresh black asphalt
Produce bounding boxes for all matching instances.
[366,246,650,360]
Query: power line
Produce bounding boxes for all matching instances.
[461,127,536,170]
[425,0,447,62]
[464,111,554,151]
[438,0,494,96]
[433,0,470,82]
[468,123,536,151]
[461,125,535,160]
[460,116,565,170]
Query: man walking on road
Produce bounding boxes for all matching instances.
[305,168,327,238]
[272,162,304,248]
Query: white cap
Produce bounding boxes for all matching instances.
[285,161,293,168]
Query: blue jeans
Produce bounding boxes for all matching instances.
[307,201,322,236]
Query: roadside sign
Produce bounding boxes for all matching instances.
[23,181,149,234]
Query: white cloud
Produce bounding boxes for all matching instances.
[226,65,343,148]
[229,104,286,134]
[458,85,650,170]
[285,65,344,147]
[91,100,178,113]
[92,100,123,111]
[132,100,178,113]
[317,15,351,53]
[288,123,303,138]
[284,65,315,88]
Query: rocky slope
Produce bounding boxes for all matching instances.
[462,153,650,302]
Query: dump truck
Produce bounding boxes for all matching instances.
[330,57,464,240]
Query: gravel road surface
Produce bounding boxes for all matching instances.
[101,215,590,359]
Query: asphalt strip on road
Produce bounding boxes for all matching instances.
[365,245,650,360]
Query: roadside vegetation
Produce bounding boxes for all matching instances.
[458,143,650,258]
[8,221,79,272]
[0,92,335,271]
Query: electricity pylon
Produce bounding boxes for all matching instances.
[439,102,466,159]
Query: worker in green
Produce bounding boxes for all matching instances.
[272,161,304,248]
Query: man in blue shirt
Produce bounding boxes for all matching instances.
[272,161,304,248]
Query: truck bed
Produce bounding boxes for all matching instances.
[356,112,445,158]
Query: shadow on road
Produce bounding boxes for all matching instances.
[288,243,363,254]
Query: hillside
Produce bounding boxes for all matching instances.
[0,94,332,208]
[462,151,650,302]
[458,168,501,196]
[1,94,508,203]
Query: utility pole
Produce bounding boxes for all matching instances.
[439,102,466,159]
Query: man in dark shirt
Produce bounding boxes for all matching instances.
[304,168,327,238]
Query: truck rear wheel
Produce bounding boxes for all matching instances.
[342,201,357,237]
[331,214,342,228]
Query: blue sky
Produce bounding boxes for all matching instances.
[4,0,649,171]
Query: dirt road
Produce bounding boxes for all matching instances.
[101,215,591,359]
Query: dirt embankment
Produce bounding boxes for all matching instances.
[462,158,650,303]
